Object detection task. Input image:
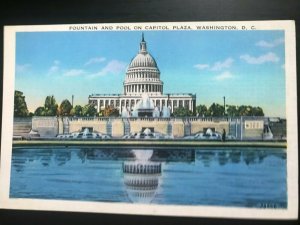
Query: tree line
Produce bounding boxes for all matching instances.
[169,103,264,117]
[14,90,264,117]
[14,91,119,117]
[195,103,264,117]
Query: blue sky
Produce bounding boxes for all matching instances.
[15,30,285,117]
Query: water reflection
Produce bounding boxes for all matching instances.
[40,149,52,167]
[195,149,286,166]
[54,151,71,166]
[12,147,286,172]
[10,147,287,207]
[123,150,162,203]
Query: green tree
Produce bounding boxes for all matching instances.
[59,99,73,116]
[173,106,193,117]
[226,105,238,117]
[251,106,264,116]
[196,105,208,117]
[71,105,83,116]
[236,105,263,116]
[82,103,97,117]
[208,103,224,117]
[238,105,252,116]
[44,95,58,116]
[14,90,29,117]
[34,106,46,116]
[102,106,120,117]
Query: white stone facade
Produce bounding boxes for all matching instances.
[89,34,196,114]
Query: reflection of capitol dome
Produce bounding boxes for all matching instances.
[123,150,162,203]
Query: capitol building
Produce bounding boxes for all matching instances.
[88,34,196,116]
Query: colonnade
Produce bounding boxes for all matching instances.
[124,83,163,95]
[92,97,195,113]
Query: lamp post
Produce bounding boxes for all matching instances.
[223,96,226,116]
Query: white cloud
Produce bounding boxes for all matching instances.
[194,64,209,70]
[101,60,127,74]
[240,52,279,64]
[211,58,234,71]
[84,57,106,66]
[53,60,60,65]
[213,71,234,81]
[63,69,86,77]
[89,60,127,78]
[194,58,234,71]
[49,65,59,73]
[16,64,31,73]
[255,38,284,48]
[48,60,61,74]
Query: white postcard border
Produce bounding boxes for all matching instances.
[0,21,298,219]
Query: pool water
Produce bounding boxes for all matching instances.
[10,147,287,208]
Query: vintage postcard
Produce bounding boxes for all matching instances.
[0,21,298,219]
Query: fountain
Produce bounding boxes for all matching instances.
[263,125,274,140]
[123,93,171,118]
[131,93,155,117]
[57,127,110,139]
[153,106,160,117]
[162,105,171,118]
[123,127,173,139]
[121,106,130,118]
[132,149,153,161]
[184,128,221,140]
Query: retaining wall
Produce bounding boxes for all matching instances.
[68,119,107,134]
[15,116,273,140]
[129,118,169,135]
[190,121,229,135]
[32,117,58,137]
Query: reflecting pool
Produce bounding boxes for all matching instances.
[10,147,287,208]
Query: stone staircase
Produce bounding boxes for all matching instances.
[13,117,32,138]
[229,118,241,140]
[63,117,70,134]
[106,119,112,136]
[167,121,173,136]
[184,119,191,136]
[269,120,286,140]
[123,119,131,135]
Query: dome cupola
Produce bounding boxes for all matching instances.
[128,33,158,68]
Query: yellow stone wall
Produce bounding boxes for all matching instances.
[58,117,63,134]
[111,119,124,137]
[69,120,107,134]
[129,120,169,134]
[29,117,269,140]
[190,121,229,135]
[243,120,264,139]
[172,120,185,138]
[243,129,264,139]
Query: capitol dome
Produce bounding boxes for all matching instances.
[124,34,164,97]
[89,33,196,116]
[129,52,157,68]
